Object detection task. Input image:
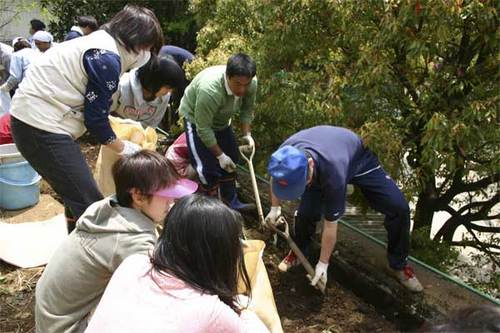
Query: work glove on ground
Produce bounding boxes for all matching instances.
[264,206,282,227]
[217,153,236,172]
[241,133,255,152]
[310,260,328,286]
[120,140,142,156]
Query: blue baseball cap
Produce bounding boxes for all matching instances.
[268,145,308,200]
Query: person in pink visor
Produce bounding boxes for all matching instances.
[35,150,197,333]
[85,194,269,333]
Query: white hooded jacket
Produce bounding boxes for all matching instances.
[111,67,171,128]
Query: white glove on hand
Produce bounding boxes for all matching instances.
[120,140,142,156]
[264,206,282,226]
[0,84,7,92]
[236,294,250,308]
[242,133,255,150]
[310,261,328,286]
[217,153,236,172]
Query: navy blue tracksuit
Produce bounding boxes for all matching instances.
[283,126,410,270]
[184,120,239,193]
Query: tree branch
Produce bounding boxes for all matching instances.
[467,222,500,233]
[463,225,500,267]
[441,205,458,217]
[450,241,500,252]
[439,173,499,207]
[456,194,499,216]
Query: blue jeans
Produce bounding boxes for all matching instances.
[11,117,103,226]
[294,167,410,270]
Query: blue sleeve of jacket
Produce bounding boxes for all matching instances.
[65,30,83,41]
[82,49,121,144]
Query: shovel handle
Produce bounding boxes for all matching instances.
[239,144,265,227]
[268,218,326,294]
[238,145,254,162]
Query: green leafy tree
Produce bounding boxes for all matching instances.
[39,0,198,50]
[188,0,499,268]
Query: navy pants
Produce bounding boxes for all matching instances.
[294,167,410,270]
[184,120,239,191]
[11,117,103,230]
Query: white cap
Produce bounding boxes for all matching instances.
[12,37,27,47]
[32,31,53,43]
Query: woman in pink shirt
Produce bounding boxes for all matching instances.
[85,194,269,333]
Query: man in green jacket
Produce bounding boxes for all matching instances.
[179,53,257,211]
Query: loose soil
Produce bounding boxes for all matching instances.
[0,135,397,333]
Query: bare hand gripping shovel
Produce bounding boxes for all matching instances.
[239,145,326,294]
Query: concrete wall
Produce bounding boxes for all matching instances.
[0,0,45,44]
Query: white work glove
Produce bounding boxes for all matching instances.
[241,133,255,151]
[310,261,328,286]
[264,206,282,226]
[0,84,7,92]
[236,294,250,308]
[217,153,236,172]
[120,140,142,156]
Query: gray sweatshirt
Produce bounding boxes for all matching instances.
[35,197,158,333]
[111,68,171,128]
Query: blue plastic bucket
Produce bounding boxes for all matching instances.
[0,161,41,210]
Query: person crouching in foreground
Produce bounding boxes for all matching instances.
[35,150,197,333]
[85,194,269,333]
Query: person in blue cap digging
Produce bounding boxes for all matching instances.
[265,125,423,292]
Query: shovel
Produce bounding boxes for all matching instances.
[269,217,326,294]
[238,144,266,227]
[239,145,326,294]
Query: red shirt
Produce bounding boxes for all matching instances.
[0,113,13,144]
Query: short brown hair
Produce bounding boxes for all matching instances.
[101,5,163,54]
[13,39,31,52]
[77,15,98,31]
[112,150,179,207]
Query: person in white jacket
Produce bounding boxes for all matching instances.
[35,150,198,333]
[32,30,54,53]
[10,6,164,233]
[0,38,36,93]
[0,42,13,85]
[111,55,185,128]
[0,41,13,114]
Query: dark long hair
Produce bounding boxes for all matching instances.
[151,194,252,314]
[101,5,163,54]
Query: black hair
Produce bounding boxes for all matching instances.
[13,39,31,52]
[101,5,163,54]
[151,194,252,314]
[226,53,256,78]
[112,150,179,207]
[420,305,500,332]
[137,55,186,95]
[77,15,98,31]
[30,19,45,32]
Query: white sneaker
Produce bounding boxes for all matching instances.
[278,250,300,272]
[392,265,423,292]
